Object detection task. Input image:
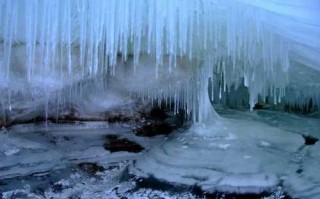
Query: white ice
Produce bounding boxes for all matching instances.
[0,1,319,198]
[0,0,319,117]
[131,117,304,193]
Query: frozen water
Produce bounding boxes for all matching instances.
[0,121,204,199]
[0,1,319,198]
[1,110,318,198]
[0,122,145,179]
[130,108,320,197]
[0,0,319,121]
[131,116,304,193]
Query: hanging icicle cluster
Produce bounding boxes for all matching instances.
[0,0,319,120]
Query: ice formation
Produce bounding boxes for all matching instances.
[130,115,304,193]
[1,0,319,123]
[1,110,320,198]
[1,1,320,198]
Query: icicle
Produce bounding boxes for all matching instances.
[3,0,17,82]
[0,0,319,124]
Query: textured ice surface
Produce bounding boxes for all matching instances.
[131,109,320,198]
[283,142,320,199]
[0,122,155,180]
[0,122,201,199]
[2,165,199,199]
[131,118,304,193]
[1,110,319,198]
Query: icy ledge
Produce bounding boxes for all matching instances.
[130,117,304,194]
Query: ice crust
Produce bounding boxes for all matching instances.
[131,119,303,193]
[0,122,151,180]
[1,110,320,198]
[129,108,320,196]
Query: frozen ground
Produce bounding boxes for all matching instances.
[0,108,319,199]
[131,107,320,199]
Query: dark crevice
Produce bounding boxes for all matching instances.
[302,135,319,145]
[134,175,193,193]
[77,162,105,176]
[133,175,294,199]
[104,135,144,153]
[296,168,303,174]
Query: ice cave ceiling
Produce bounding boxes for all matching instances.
[0,0,319,123]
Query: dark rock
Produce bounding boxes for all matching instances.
[253,103,271,110]
[106,134,118,140]
[0,119,5,128]
[112,186,119,192]
[149,107,168,120]
[68,196,81,199]
[104,135,144,153]
[49,140,57,145]
[51,181,73,193]
[52,183,63,193]
[135,175,192,193]
[296,168,303,174]
[78,162,105,175]
[55,105,82,122]
[135,122,173,137]
[302,135,319,145]
[106,114,133,123]
[0,180,7,186]
[254,103,265,110]
[201,192,292,199]
[104,102,150,123]
[284,98,317,115]
[105,165,120,170]
[34,187,45,195]
[63,136,71,141]
[136,176,293,199]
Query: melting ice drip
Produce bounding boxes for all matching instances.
[0,0,319,123]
